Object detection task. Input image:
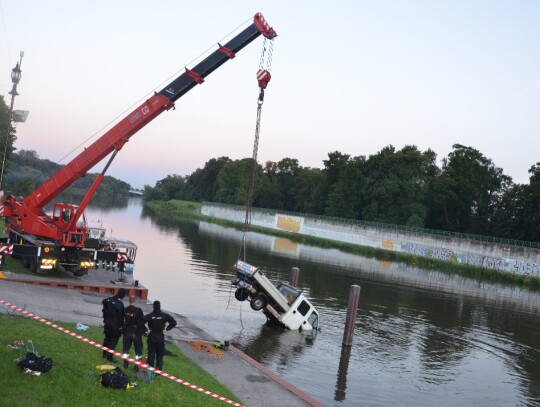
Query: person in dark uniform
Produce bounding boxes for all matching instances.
[122,296,146,368]
[101,240,111,269]
[101,288,126,362]
[143,301,177,371]
[110,241,118,271]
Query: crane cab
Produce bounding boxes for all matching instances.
[52,203,87,247]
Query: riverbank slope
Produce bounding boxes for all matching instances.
[0,278,320,407]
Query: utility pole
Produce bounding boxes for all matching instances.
[0,51,24,191]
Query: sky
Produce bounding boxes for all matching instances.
[0,0,539,188]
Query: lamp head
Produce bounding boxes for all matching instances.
[11,62,22,85]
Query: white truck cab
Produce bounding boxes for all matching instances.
[232,260,319,331]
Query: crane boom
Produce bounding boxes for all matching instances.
[0,13,276,275]
[23,13,276,212]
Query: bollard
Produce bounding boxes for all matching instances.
[289,267,299,287]
[342,284,361,347]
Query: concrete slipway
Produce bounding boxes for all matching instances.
[0,270,323,407]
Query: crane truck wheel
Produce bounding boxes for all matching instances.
[29,256,38,273]
[22,256,30,269]
[73,268,86,277]
[235,288,249,302]
[250,295,267,311]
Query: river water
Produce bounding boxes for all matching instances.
[86,198,540,406]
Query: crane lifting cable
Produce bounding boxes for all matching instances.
[237,36,275,263]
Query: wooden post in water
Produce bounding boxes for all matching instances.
[342,285,361,347]
[289,267,299,287]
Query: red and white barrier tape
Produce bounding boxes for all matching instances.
[0,297,244,407]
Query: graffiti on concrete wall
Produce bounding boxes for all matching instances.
[401,244,458,262]
[510,261,540,275]
[465,254,484,267]
[385,242,540,275]
[482,257,506,271]
[401,244,430,257]
[472,257,539,275]
[429,248,458,262]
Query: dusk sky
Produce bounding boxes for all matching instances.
[1,1,539,188]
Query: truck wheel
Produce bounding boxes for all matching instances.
[250,295,267,311]
[29,257,38,273]
[73,268,86,277]
[234,288,249,302]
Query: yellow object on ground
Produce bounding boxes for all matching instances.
[0,272,6,279]
[95,364,116,371]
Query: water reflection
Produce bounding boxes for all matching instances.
[191,221,540,406]
[231,324,317,374]
[334,346,352,402]
[86,201,540,407]
[196,221,540,315]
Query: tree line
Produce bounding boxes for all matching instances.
[4,149,131,199]
[2,96,536,242]
[0,96,130,199]
[0,95,17,180]
[143,144,540,243]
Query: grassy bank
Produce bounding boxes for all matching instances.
[0,314,238,407]
[145,199,540,291]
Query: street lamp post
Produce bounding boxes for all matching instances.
[0,51,24,191]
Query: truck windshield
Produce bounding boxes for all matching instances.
[307,311,319,329]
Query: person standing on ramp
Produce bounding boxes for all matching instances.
[122,295,146,368]
[143,300,177,371]
[101,288,126,362]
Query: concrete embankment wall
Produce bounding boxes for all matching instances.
[201,202,540,276]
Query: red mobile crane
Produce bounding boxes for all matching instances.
[0,13,276,276]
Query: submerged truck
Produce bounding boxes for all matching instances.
[232,260,319,331]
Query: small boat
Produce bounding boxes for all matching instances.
[86,224,138,275]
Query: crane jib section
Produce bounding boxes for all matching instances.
[159,21,271,103]
[23,94,173,211]
[21,13,277,213]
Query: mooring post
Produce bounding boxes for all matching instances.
[289,267,299,287]
[342,285,361,347]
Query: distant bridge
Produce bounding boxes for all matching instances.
[128,189,143,196]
